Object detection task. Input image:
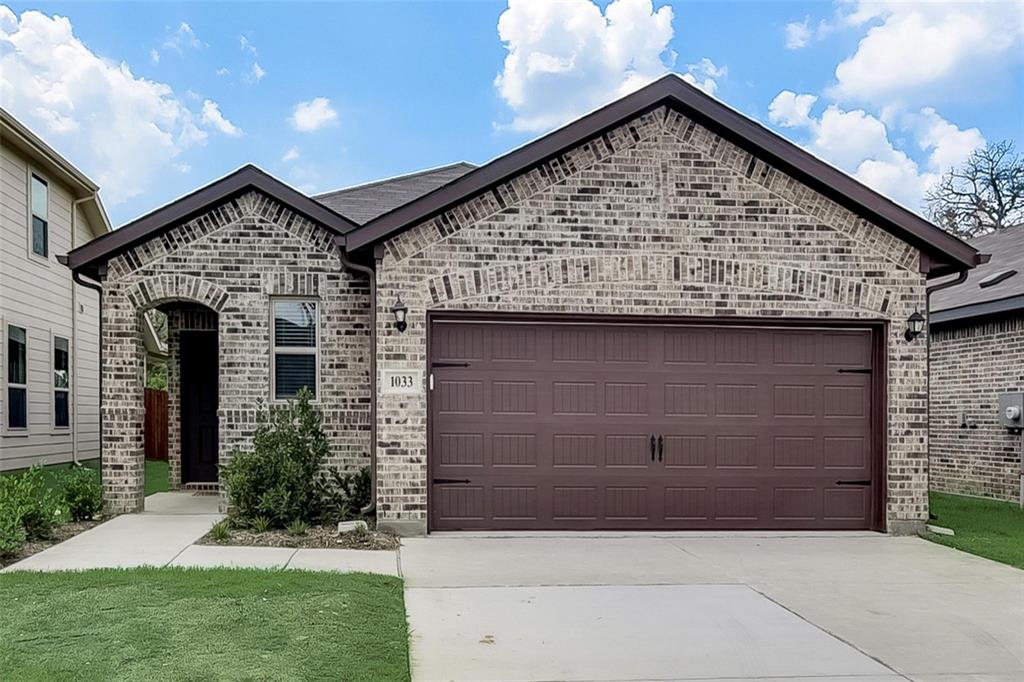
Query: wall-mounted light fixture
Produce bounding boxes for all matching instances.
[391,296,408,333]
[904,310,925,342]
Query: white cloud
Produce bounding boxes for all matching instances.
[290,97,337,132]
[249,61,266,83]
[767,94,985,211]
[681,58,726,96]
[149,48,160,63]
[785,16,811,49]
[200,100,242,137]
[215,67,229,76]
[911,107,985,172]
[494,0,678,132]
[0,7,208,205]
[240,34,257,56]
[281,146,300,163]
[162,21,200,55]
[831,1,1024,103]
[768,91,818,128]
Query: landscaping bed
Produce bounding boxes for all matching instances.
[0,567,410,681]
[198,522,400,550]
[927,491,1024,570]
[1,463,105,570]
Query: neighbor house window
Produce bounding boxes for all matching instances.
[30,175,48,258]
[7,325,27,429]
[271,299,318,400]
[54,336,70,428]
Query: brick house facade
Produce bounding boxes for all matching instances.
[65,76,981,534]
[929,229,1024,503]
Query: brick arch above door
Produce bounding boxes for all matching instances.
[124,274,230,315]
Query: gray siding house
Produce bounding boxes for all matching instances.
[0,108,109,471]
[930,228,1023,502]
[65,76,982,535]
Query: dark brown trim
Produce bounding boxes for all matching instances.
[930,294,1024,325]
[66,165,360,279]
[346,75,978,276]
[425,309,889,533]
[872,322,888,533]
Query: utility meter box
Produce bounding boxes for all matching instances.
[999,392,1024,429]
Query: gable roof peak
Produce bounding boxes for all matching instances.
[343,73,979,277]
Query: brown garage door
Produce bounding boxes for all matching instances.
[429,317,881,531]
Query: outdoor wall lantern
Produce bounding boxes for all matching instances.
[904,310,925,342]
[391,296,408,333]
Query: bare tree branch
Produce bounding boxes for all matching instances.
[924,140,1024,239]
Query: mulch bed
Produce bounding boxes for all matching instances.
[197,524,401,551]
[0,519,105,569]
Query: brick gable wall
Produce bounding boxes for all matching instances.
[375,105,930,534]
[930,313,1024,502]
[99,191,370,512]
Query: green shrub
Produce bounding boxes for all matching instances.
[210,520,231,543]
[221,389,327,528]
[0,505,27,558]
[286,519,309,537]
[315,466,372,524]
[0,465,64,540]
[250,516,271,534]
[61,466,103,522]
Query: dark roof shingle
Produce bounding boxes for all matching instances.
[931,227,1024,322]
[314,162,476,224]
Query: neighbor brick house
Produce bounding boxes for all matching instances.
[929,228,1023,503]
[64,75,982,535]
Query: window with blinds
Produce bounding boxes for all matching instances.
[271,299,318,400]
[7,324,27,429]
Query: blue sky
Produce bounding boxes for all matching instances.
[2,1,1021,226]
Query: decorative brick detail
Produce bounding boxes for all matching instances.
[374,107,929,532]
[100,191,370,513]
[427,254,893,314]
[930,313,1024,502]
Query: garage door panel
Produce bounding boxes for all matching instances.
[430,320,878,531]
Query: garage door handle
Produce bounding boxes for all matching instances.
[657,435,664,462]
[433,478,471,485]
[650,435,656,461]
[432,361,471,368]
[835,479,871,486]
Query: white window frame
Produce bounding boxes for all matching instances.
[52,332,72,431]
[4,322,29,435]
[269,297,320,402]
[27,168,50,264]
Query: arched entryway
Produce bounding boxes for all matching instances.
[102,275,229,513]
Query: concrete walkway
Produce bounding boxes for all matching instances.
[2,492,398,576]
[400,533,1024,682]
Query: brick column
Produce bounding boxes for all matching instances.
[101,285,146,513]
[166,309,182,490]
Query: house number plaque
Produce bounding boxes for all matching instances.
[381,369,422,396]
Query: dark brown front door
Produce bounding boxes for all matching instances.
[429,317,880,531]
[180,330,218,483]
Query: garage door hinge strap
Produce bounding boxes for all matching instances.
[837,368,872,374]
[432,361,471,368]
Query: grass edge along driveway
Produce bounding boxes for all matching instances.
[927,491,1024,570]
[0,567,410,682]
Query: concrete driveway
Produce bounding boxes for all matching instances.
[400,533,1024,682]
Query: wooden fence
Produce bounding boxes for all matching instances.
[144,388,168,461]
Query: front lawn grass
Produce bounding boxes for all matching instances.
[1,458,100,492]
[0,567,410,681]
[145,458,169,496]
[927,491,1024,570]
